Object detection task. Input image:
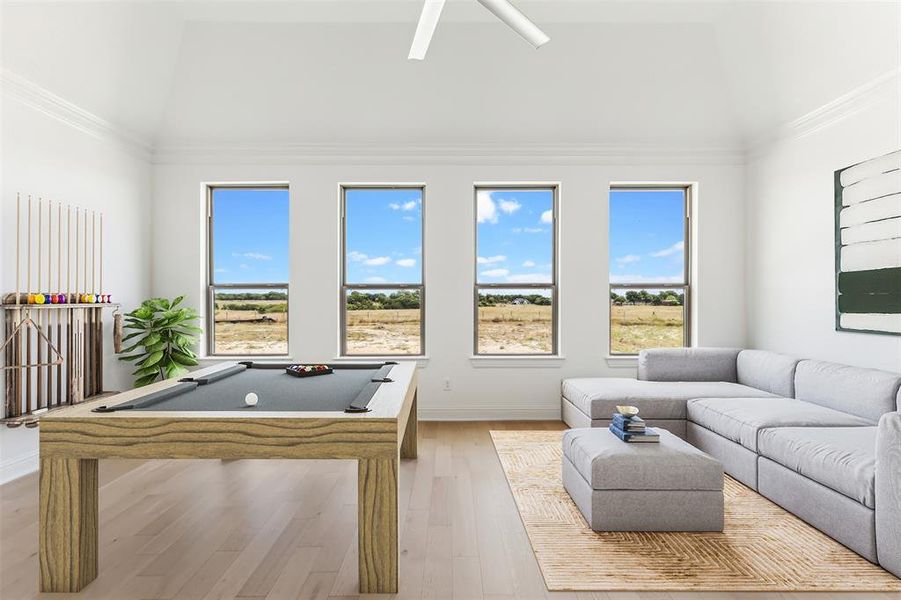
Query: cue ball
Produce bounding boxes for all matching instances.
[244,392,258,407]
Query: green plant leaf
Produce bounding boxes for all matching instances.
[171,295,184,308]
[142,351,164,367]
[172,351,198,366]
[118,353,144,362]
[135,373,159,387]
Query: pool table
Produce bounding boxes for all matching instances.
[38,360,418,594]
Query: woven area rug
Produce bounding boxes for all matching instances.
[490,430,901,592]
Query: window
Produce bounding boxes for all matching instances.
[341,186,424,356]
[207,185,289,356]
[609,186,690,355]
[474,185,558,355]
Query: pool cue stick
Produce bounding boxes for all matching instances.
[66,205,72,403]
[25,197,32,414]
[56,202,63,405]
[14,194,22,417]
[36,199,44,409]
[90,211,96,393]
[15,193,21,305]
[45,201,52,405]
[99,212,104,302]
[75,208,80,303]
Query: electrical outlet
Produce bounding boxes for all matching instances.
[443,378,452,391]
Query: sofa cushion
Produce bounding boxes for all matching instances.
[638,347,741,382]
[562,427,723,491]
[737,350,799,398]
[794,360,901,423]
[758,426,876,508]
[562,378,776,420]
[687,397,873,451]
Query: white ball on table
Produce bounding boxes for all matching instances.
[244,392,258,407]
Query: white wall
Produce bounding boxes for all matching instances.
[746,88,901,372]
[151,158,747,420]
[0,96,152,483]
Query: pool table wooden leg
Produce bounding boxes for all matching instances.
[358,456,398,593]
[39,457,99,592]
[400,390,418,459]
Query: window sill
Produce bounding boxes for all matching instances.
[198,355,293,364]
[333,356,430,368]
[469,356,565,368]
[605,355,639,368]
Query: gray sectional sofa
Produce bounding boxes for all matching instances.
[561,347,901,577]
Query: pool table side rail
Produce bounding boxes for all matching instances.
[40,362,418,462]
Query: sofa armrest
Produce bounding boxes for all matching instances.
[876,411,901,577]
[637,348,741,382]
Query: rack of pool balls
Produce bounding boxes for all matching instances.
[285,364,333,378]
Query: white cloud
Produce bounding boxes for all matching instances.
[512,227,545,234]
[480,268,510,278]
[396,258,416,267]
[540,209,553,224]
[477,190,498,224]
[477,255,507,265]
[239,264,250,270]
[348,251,391,266]
[498,199,521,215]
[521,260,536,268]
[232,251,272,261]
[610,273,685,284]
[365,276,388,283]
[389,200,418,211]
[615,254,642,266]
[402,216,415,221]
[650,241,684,258]
[506,273,552,284]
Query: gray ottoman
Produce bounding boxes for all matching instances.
[562,427,724,531]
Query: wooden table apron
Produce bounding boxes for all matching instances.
[38,363,418,595]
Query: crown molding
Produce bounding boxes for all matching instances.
[1,68,154,160]
[151,141,745,166]
[746,68,901,158]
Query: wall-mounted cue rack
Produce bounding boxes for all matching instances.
[1,194,118,427]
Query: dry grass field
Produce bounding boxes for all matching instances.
[213,300,288,355]
[610,304,684,354]
[477,305,553,354]
[210,302,683,356]
[345,309,422,355]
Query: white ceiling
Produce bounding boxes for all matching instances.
[2,0,899,149]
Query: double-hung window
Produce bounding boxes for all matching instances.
[341,186,424,356]
[207,185,290,356]
[474,185,558,355]
[609,185,691,355]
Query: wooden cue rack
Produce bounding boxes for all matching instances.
[2,302,119,426]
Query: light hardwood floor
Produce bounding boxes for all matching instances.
[1,421,898,600]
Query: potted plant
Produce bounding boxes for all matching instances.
[118,296,202,386]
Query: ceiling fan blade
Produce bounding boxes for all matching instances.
[408,0,448,60]
[476,0,550,48]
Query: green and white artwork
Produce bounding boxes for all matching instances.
[835,149,901,336]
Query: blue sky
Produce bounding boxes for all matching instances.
[211,186,684,288]
[477,189,554,284]
[212,187,290,284]
[345,188,423,284]
[609,189,686,284]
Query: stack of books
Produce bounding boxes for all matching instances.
[608,411,660,443]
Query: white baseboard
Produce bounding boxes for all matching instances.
[0,449,39,485]
[419,406,562,421]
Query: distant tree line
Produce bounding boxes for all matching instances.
[478,294,552,307]
[347,291,421,310]
[219,302,286,313]
[611,290,684,306]
[216,291,288,301]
